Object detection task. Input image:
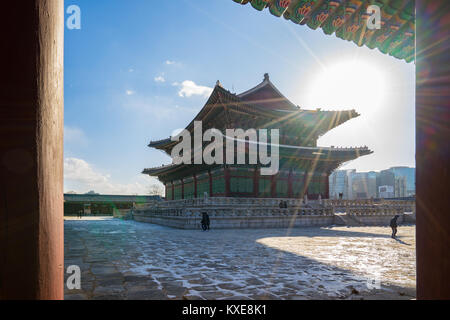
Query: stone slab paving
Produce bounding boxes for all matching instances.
[64,217,416,300]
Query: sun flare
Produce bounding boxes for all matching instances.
[304,60,387,113]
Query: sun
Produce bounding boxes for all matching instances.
[304,59,387,113]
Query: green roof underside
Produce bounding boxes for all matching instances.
[232,0,415,63]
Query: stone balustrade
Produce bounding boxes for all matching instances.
[323,199,374,207]
[155,197,308,208]
[130,197,416,229]
[134,206,334,218]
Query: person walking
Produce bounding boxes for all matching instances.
[390,215,400,239]
[201,212,210,231]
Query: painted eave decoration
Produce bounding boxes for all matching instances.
[232,0,415,63]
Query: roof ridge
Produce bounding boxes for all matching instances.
[237,73,298,110]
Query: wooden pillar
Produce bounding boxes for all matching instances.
[271,174,277,198]
[193,174,198,199]
[323,172,329,199]
[303,171,310,199]
[181,179,185,199]
[288,170,293,198]
[253,167,260,197]
[171,181,174,200]
[224,166,230,197]
[416,0,450,299]
[208,170,213,197]
[0,1,64,299]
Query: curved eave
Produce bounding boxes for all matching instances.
[143,146,372,177]
[279,145,373,161]
[142,163,181,176]
[315,109,360,136]
[148,138,172,148]
[276,108,360,137]
[231,0,416,63]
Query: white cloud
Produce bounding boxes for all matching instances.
[126,90,135,95]
[165,60,176,65]
[64,157,163,195]
[154,75,165,83]
[174,80,213,98]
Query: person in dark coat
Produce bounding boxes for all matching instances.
[390,215,400,238]
[201,212,210,231]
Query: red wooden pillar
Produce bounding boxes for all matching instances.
[224,166,230,197]
[416,0,450,299]
[165,183,168,201]
[303,171,309,199]
[193,174,198,199]
[0,1,64,299]
[323,172,329,199]
[181,179,184,199]
[171,181,174,200]
[288,170,293,198]
[271,174,277,198]
[253,167,260,197]
[208,170,213,197]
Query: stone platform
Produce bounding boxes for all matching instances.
[132,197,415,229]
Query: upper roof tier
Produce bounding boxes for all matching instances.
[148,74,361,153]
[238,73,299,111]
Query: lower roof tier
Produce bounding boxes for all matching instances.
[143,145,372,182]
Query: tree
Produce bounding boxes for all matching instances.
[148,184,164,196]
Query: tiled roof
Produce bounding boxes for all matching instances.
[232,0,415,63]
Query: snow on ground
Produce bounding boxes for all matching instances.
[64,218,416,300]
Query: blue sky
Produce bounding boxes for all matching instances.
[64,0,415,195]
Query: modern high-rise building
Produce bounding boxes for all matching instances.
[394,176,408,198]
[329,169,354,199]
[388,166,415,196]
[377,170,396,195]
[351,171,377,199]
[329,167,415,199]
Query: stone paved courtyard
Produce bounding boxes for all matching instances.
[64,217,416,300]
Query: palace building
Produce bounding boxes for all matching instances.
[143,74,372,200]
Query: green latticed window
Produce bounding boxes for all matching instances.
[292,181,304,196]
[173,180,182,200]
[259,177,271,196]
[197,178,209,197]
[165,184,172,200]
[230,177,253,193]
[276,179,288,197]
[184,181,194,199]
[307,177,321,194]
[212,177,225,194]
